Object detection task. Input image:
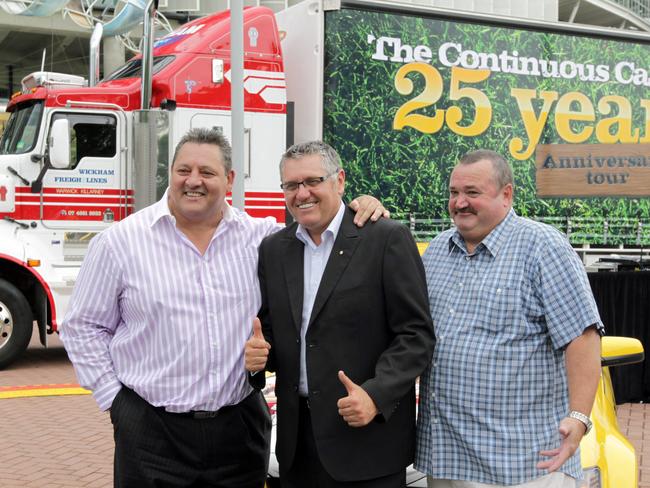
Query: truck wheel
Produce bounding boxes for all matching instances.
[0,279,33,369]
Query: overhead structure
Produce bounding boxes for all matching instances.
[0,0,70,16]
[102,0,147,36]
[0,0,172,53]
[559,0,650,32]
[65,0,172,51]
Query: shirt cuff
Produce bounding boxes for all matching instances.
[92,379,123,411]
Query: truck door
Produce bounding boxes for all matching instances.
[41,111,127,229]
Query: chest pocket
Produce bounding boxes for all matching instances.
[478,284,520,330]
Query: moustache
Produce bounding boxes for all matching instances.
[453,206,477,215]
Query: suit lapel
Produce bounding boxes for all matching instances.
[308,209,361,326]
[281,232,305,332]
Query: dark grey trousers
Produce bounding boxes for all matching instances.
[281,397,406,488]
[110,387,271,488]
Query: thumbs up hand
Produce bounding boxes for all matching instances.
[245,318,271,372]
[336,370,378,427]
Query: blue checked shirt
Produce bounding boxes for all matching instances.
[415,210,603,484]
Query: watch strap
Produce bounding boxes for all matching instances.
[568,410,592,435]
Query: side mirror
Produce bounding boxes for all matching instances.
[601,336,644,368]
[49,119,71,169]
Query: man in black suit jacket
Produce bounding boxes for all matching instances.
[246,141,434,487]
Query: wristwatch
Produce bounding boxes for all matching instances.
[568,410,592,435]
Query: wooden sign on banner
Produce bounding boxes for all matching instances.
[535,144,650,197]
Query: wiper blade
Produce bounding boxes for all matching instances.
[7,166,30,186]
[3,216,29,229]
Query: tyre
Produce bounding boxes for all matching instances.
[0,278,33,369]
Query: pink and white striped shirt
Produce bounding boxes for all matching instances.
[60,194,279,412]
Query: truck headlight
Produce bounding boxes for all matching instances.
[582,467,601,488]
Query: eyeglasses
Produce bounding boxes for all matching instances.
[280,170,338,192]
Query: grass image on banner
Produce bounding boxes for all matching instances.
[322,7,650,245]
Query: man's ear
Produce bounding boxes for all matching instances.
[502,183,513,207]
[226,170,235,191]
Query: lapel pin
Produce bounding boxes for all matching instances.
[339,250,344,255]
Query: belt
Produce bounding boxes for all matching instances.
[157,391,257,419]
[185,410,220,419]
[155,406,222,419]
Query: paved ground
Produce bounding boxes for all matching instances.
[0,326,648,487]
[0,328,112,488]
[619,402,650,487]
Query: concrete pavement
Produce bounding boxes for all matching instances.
[618,402,650,487]
[0,328,112,488]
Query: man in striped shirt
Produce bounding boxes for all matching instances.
[60,128,385,488]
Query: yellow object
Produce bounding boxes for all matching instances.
[416,242,429,255]
[601,336,644,366]
[581,336,644,488]
[0,386,90,399]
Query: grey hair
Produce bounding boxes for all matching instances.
[172,127,232,172]
[279,140,341,175]
[458,149,513,189]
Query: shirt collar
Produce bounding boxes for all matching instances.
[448,208,516,257]
[149,189,173,227]
[295,201,345,248]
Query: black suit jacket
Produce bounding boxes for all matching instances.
[253,207,434,481]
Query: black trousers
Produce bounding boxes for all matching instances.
[110,387,271,488]
[281,398,406,488]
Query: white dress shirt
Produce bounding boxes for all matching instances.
[294,201,345,396]
[61,192,279,412]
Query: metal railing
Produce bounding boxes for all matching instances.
[396,213,650,246]
[397,213,650,265]
[611,0,650,18]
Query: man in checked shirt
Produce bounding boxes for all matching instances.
[415,149,603,488]
[60,127,386,488]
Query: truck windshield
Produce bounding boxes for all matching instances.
[0,100,44,155]
[104,55,175,81]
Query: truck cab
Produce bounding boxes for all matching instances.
[0,6,287,368]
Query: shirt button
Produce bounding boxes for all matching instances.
[449,308,454,315]
[465,256,471,261]
[496,288,502,294]
[432,418,439,424]
[431,392,435,398]
[433,361,438,368]
[458,282,463,287]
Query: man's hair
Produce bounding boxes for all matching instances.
[458,149,513,189]
[279,140,341,175]
[172,127,232,172]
